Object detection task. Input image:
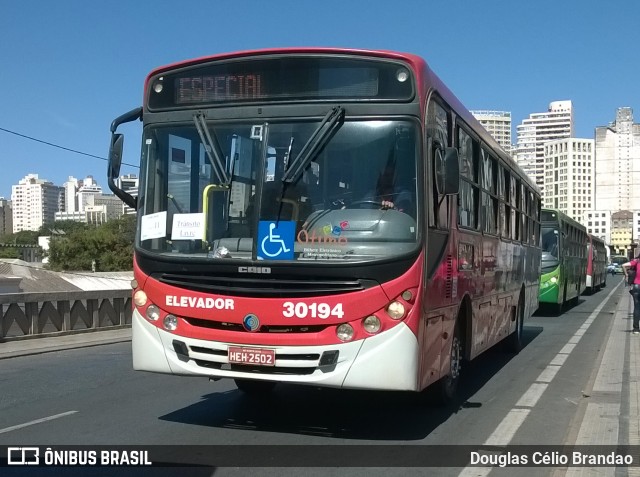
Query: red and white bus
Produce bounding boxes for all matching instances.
[108,48,541,401]
[586,234,607,293]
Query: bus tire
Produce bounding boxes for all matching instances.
[555,282,567,315]
[505,292,525,353]
[434,320,463,406]
[234,379,277,395]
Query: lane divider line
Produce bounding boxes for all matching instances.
[0,410,78,434]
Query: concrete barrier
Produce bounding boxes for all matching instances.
[0,290,132,340]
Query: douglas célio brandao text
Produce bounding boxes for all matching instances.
[470,451,634,467]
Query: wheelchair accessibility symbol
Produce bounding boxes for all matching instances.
[257,221,295,260]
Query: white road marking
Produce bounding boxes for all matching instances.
[484,408,531,446]
[0,411,78,434]
[550,353,570,366]
[515,382,548,408]
[536,365,561,383]
[559,343,577,354]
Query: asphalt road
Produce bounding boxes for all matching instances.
[0,275,635,477]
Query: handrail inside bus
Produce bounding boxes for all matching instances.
[202,184,230,242]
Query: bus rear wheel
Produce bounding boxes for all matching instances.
[505,293,525,353]
[234,379,277,395]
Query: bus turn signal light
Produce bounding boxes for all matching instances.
[134,290,148,307]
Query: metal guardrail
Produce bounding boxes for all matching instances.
[0,290,132,340]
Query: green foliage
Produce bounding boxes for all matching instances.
[16,230,40,244]
[0,231,41,259]
[39,220,88,235]
[47,215,136,272]
[0,247,20,259]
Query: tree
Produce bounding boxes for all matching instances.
[47,215,135,272]
[0,230,41,260]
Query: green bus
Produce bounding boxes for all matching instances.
[539,209,588,312]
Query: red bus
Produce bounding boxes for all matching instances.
[586,234,607,293]
[107,48,541,401]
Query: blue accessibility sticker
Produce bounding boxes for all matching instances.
[257,221,296,260]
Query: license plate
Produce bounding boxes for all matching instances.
[228,346,276,366]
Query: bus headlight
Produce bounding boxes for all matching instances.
[163,314,178,331]
[145,304,161,321]
[134,290,148,307]
[386,301,405,320]
[363,315,381,334]
[336,323,354,342]
[550,276,558,284]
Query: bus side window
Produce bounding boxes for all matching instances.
[426,98,450,229]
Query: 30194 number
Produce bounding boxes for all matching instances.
[282,302,344,319]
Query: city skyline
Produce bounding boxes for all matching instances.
[6,172,137,234]
[1,1,639,199]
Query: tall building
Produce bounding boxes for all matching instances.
[584,210,610,245]
[62,175,104,214]
[515,100,574,193]
[55,193,124,224]
[63,176,81,213]
[594,107,640,212]
[76,176,103,213]
[470,110,512,155]
[543,138,594,222]
[11,174,63,233]
[0,198,12,236]
[115,174,138,215]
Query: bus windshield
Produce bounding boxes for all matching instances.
[137,118,419,262]
[541,226,559,271]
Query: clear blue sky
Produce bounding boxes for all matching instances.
[1,0,638,199]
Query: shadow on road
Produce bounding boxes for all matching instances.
[159,326,543,441]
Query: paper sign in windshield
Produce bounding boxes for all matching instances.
[171,213,205,240]
[140,211,167,241]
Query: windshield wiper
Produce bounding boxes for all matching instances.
[193,113,230,185]
[281,106,345,184]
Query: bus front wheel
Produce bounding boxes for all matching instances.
[434,321,463,405]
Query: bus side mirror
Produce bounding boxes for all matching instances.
[108,133,124,180]
[435,147,459,196]
[107,107,142,211]
[107,132,137,210]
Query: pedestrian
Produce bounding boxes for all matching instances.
[623,255,640,334]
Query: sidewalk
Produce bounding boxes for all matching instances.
[0,327,131,360]
[564,284,640,477]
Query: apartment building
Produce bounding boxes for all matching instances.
[594,107,640,212]
[470,110,512,155]
[115,174,139,215]
[543,138,594,223]
[0,198,12,236]
[515,100,574,193]
[11,174,63,232]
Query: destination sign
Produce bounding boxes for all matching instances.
[147,55,414,109]
[177,74,263,103]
